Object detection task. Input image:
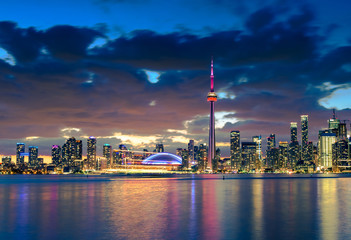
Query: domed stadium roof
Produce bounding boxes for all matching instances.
[142,153,182,165]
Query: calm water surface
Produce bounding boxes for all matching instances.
[0,174,351,240]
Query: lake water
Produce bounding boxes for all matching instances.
[0,174,350,240]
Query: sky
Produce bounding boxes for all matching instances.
[0,0,350,157]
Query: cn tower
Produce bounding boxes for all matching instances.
[207,57,217,171]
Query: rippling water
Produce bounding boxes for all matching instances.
[0,174,350,240]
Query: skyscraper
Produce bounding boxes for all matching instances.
[230,131,241,169]
[188,140,195,166]
[252,135,262,161]
[267,134,276,150]
[29,146,38,167]
[16,143,25,165]
[290,122,298,142]
[318,132,336,169]
[207,58,217,171]
[103,144,112,167]
[76,140,82,160]
[87,136,97,169]
[241,142,258,171]
[288,122,300,168]
[52,145,61,166]
[301,115,310,161]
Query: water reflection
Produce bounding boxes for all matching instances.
[0,175,351,239]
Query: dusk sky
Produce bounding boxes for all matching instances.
[0,0,351,157]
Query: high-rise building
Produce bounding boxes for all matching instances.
[278,142,288,169]
[87,136,97,169]
[332,139,350,171]
[290,122,298,142]
[29,146,38,167]
[16,143,25,165]
[207,58,217,171]
[103,144,112,167]
[198,143,208,171]
[52,145,61,166]
[318,132,336,169]
[76,140,82,160]
[188,140,195,166]
[252,135,262,161]
[230,131,241,169]
[181,149,189,169]
[241,142,258,171]
[267,134,276,150]
[288,122,299,169]
[301,115,310,161]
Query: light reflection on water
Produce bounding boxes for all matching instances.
[0,175,351,240]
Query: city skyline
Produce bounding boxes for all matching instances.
[0,0,351,157]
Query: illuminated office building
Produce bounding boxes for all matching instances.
[301,115,311,161]
[87,136,97,169]
[29,146,38,167]
[52,145,61,166]
[230,131,241,169]
[188,140,195,165]
[278,141,288,169]
[252,135,262,161]
[76,140,82,160]
[318,132,336,169]
[241,142,257,171]
[267,134,276,150]
[16,143,25,165]
[103,144,112,167]
[290,122,298,142]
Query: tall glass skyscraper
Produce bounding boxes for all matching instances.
[16,143,25,165]
[188,140,194,167]
[252,135,262,161]
[290,122,298,142]
[52,145,61,166]
[301,115,310,161]
[103,144,112,167]
[318,132,336,168]
[230,131,240,169]
[87,136,97,169]
[29,146,38,167]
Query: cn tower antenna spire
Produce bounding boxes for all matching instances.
[210,56,214,92]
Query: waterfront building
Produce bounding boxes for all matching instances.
[188,140,195,166]
[230,130,241,170]
[290,122,298,142]
[241,142,258,171]
[318,132,336,169]
[2,156,11,165]
[87,136,97,169]
[76,140,82,160]
[16,143,25,165]
[52,145,61,166]
[266,148,279,169]
[301,115,311,161]
[29,146,38,167]
[252,135,262,161]
[267,134,276,150]
[181,149,189,169]
[332,139,350,171]
[278,142,288,169]
[103,144,112,167]
[207,58,217,171]
[198,143,208,171]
